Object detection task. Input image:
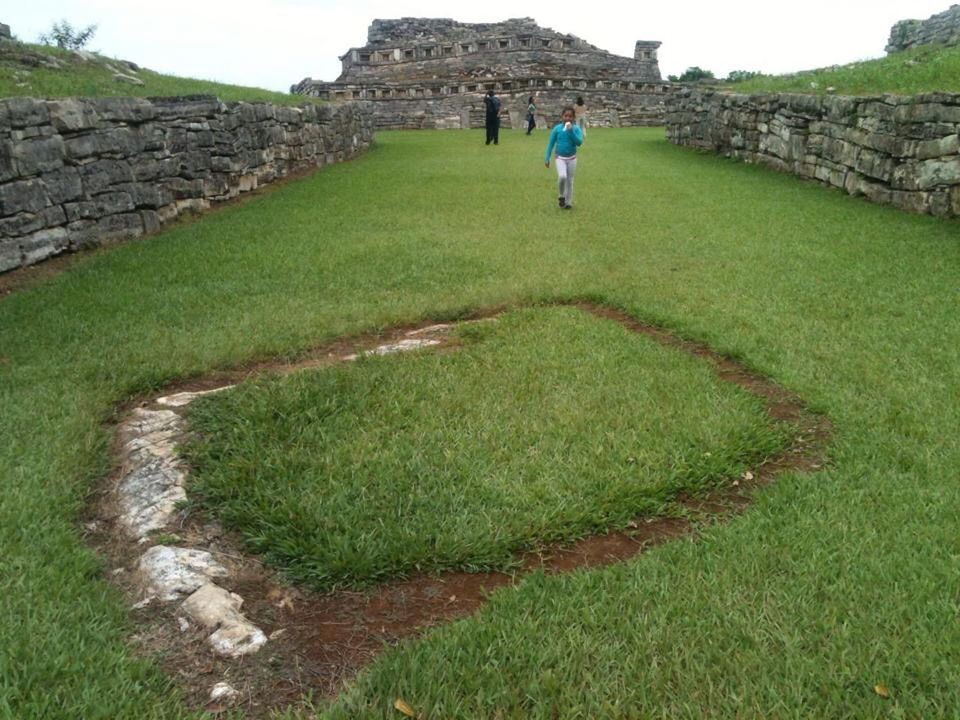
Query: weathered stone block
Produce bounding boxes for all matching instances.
[916,134,960,160]
[90,191,136,215]
[166,177,204,200]
[91,97,157,123]
[0,238,20,272]
[21,227,68,265]
[0,141,18,184]
[116,182,173,209]
[893,103,960,124]
[0,211,44,237]
[2,97,50,128]
[151,96,223,120]
[47,99,100,132]
[96,212,144,242]
[141,210,161,234]
[0,178,49,215]
[82,159,134,194]
[42,205,66,227]
[915,157,960,190]
[41,166,83,204]
[12,136,65,176]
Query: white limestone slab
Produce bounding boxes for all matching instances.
[139,546,229,601]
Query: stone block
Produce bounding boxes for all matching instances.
[42,205,66,227]
[65,219,97,249]
[915,134,960,160]
[64,132,102,160]
[129,157,162,181]
[91,97,157,123]
[187,128,215,149]
[140,210,161,234]
[166,177,203,200]
[0,141,17,183]
[90,191,136,216]
[12,136,65,175]
[21,227,68,265]
[139,546,228,602]
[97,212,144,242]
[893,102,960,124]
[2,97,50,128]
[0,178,49,215]
[82,159,134,194]
[41,166,83,204]
[151,96,223,120]
[47,99,100,132]
[915,157,960,190]
[114,182,172,209]
[0,212,44,238]
[0,238,20,272]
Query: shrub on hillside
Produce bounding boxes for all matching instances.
[38,20,97,50]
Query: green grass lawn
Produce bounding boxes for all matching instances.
[2,127,960,718]
[727,42,960,95]
[0,43,311,104]
[182,306,784,589]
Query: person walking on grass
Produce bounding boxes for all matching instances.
[544,106,584,210]
[526,96,537,135]
[484,89,502,145]
[575,96,588,136]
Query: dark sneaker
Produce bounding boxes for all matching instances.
[562,204,573,210]
[558,196,566,208]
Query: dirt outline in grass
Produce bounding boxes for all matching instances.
[85,300,831,716]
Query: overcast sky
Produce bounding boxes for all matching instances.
[5,1,952,92]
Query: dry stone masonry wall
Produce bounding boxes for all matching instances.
[665,88,960,219]
[0,96,374,274]
[293,17,671,129]
[886,4,960,53]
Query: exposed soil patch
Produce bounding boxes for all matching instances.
[86,301,831,716]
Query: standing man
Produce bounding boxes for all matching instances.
[483,89,502,145]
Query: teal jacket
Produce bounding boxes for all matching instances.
[544,122,584,162]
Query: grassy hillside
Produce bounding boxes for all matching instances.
[728,42,960,95]
[0,41,311,105]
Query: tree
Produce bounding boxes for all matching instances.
[38,20,97,50]
[725,70,762,83]
[670,66,716,83]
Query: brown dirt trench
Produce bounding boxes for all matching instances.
[88,301,831,716]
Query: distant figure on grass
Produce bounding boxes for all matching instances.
[544,106,584,210]
[484,89,502,145]
[526,96,537,135]
[575,96,588,136]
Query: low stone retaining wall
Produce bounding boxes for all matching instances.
[0,96,374,274]
[665,88,960,218]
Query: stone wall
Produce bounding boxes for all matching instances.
[293,78,673,130]
[665,88,960,218]
[0,96,374,274]
[887,4,960,53]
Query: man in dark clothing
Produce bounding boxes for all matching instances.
[483,90,502,145]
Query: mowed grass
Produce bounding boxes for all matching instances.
[730,42,960,95]
[2,127,960,718]
[0,43,312,104]
[183,306,784,589]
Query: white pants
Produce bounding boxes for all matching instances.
[556,155,577,205]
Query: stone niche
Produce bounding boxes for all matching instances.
[292,17,674,129]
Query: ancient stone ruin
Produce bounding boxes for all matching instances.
[886,4,960,53]
[292,18,671,129]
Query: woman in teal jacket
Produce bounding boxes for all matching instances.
[544,106,584,209]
